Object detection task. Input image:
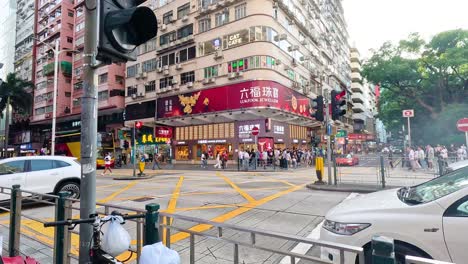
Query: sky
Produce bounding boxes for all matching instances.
[342,0,468,59]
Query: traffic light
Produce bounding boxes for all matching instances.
[311,95,324,122]
[135,121,143,129]
[331,90,346,120]
[97,0,158,63]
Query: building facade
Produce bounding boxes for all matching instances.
[125,0,351,161]
[9,0,36,154]
[25,0,126,155]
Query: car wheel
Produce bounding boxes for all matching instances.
[56,181,80,199]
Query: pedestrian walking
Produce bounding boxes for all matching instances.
[152,153,162,170]
[418,147,427,169]
[214,152,222,169]
[201,152,207,168]
[101,152,113,176]
[262,150,268,169]
[243,150,250,171]
[427,145,435,169]
[222,151,228,169]
[408,147,417,172]
[388,150,394,169]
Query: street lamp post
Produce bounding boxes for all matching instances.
[34,38,77,155]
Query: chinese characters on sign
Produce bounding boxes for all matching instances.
[240,86,279,104]
[137,133,170,144]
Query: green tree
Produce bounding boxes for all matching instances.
[362,29,468,145]
[0,73,33,156]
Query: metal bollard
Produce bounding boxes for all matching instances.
[372,236,395,264]
[380,155,386,189]
[9,185,22,257]
[144,203,160,246]
[54,192,71,264]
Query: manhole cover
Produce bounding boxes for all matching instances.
[132,197,155,202]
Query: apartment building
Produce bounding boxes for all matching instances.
[125,0,351,161]
[25,0,126,154]
[9,0,36,154]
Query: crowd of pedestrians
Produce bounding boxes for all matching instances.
[402,144,466,172]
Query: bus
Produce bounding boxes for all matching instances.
[55,132,116,168]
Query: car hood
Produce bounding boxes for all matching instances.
[326,189,408,222]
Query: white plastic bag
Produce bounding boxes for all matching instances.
[140,242,181,264]
[101,215,131,257]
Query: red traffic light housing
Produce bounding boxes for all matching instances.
[135,121,143,129]
[331,90,346,121]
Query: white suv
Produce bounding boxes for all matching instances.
[0,156,81,200]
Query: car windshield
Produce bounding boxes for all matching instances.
[398,166,468,205]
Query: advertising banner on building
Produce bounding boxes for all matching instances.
[155,126,173,138]
[157,80,313,119]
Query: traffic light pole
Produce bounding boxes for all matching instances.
[80,1,98,263]
[325,96,332,185]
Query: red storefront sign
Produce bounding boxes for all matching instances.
[157,80,313,119]
[258,137,274,152]
[155,126,173,138]
[348,134,375,141]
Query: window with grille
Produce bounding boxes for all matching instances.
[235,4,246,20]
[145,81,156,92]
[163,11,173,24]
[204,66,218,78]
[159,77,174,89]
[181,71,195,84]
[198,18,211,33]
[177,3,190,19]
[215,10,229,26]
[98,73,108,84]
[127,86,138,96]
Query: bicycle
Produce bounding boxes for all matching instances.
[44,211,145,263]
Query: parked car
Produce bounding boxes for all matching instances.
[335,154,359,166]
[0,156,81,201]
[320,166,468,264]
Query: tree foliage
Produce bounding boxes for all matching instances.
[0,72,34,117]
[362,29,468,145]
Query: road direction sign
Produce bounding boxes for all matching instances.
[402,109,414,117]
[251,126,259,136]
[457,118,468,132]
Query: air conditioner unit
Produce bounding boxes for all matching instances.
[292,82,299,89]
[202,78,213,85]
[292,59,298,67]
[288,45,299,52]
[172,80,178,85]
[228,72,237,79]
[157,67,163,73]
[217,0,225,7]
[213,51,223,59]
[301,40,307,45]
[279,34,287,40]
[301,55,311,61]
[160,24,167,31]
[45,113,51,118]
[163,65,169,70]
[76,75,81,80]
[163,70,169,75]
[187,82,193,88]
[141,72,147,78]
[275,59,281,65]
[237,71,243,77]
[160,87,166,93]
[176,64,182,70]
[138,92,144,97]
[136,74,141,80]
[131,93,137,99]
[169,17,176,23]
[182,15,189,22]
[166,86,172,91]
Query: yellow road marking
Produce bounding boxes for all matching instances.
[98,181,138,204]
[216,172,256,202]
[175,204,240,212]
[168,184,306,244]
[162,176,184,243]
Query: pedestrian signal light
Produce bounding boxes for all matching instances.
[135,121,143,129]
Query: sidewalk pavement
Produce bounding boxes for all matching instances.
[306,183,398,193]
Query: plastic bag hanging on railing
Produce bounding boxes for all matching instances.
[101,215,131,257]
[140,242,181,264]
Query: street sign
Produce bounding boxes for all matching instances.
[251,126,259,136]
[457,118,468,132]
[336,130,347,138]
[402,109,414,117]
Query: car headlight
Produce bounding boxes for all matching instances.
[323,220,370,235]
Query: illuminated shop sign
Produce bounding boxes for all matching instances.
[197,139,227,144]
[273,125,285,134]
